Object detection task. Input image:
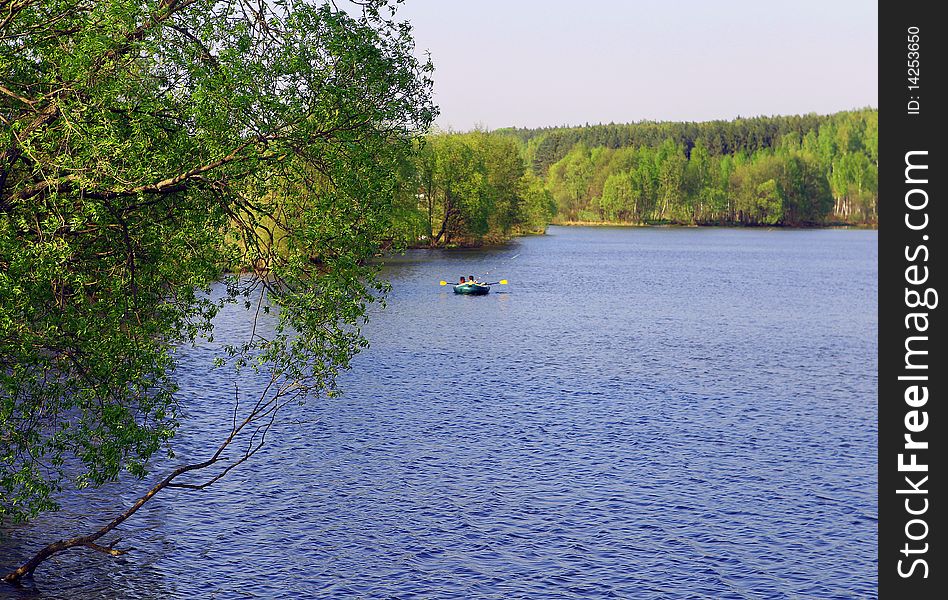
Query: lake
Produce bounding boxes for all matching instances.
[1,226,878,598]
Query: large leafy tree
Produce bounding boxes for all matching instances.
[1,0,434,581]
[413,132,529,247]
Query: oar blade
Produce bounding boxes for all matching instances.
[439,280,448,286]
[499,279,508,285]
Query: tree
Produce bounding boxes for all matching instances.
[751,178,784,225]
[779,154,833,225]
[628,146,658,221]
[600,170,635,222]
[476,133,524,238]
[830,151,878,224]
[517,170,555,232]
[730,155,784,225]
[654,139,685,222]
[423,133,486,245]
[547,144,593,220]
[1,0,434,582]
[413,132,531,246]
[684,141,711,223]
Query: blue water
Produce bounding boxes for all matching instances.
[1,226,878,598]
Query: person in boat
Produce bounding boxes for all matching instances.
[468,275,478,284]
[458,276,466,284]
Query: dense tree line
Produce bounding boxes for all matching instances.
[405,110,876,242]
[510,109,877,226]
[497,113,838,176]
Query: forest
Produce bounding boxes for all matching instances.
[402,109,877,246]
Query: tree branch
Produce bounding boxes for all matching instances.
[3,372,281,582]
[80,541,128,557]
[0,83,36,107]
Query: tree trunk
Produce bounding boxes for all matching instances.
[3,473,169,583]
[3,433,235,583]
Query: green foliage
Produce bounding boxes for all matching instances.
[517,170,556,231]
[497,113,838,176]
[547,144,593,221]
[396,110,875,241]
[600,171,635,222]
[407,132,538,246]
[530,109,876,226]
[1,0,434,523]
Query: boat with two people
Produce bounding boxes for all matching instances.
[439,275,508,295]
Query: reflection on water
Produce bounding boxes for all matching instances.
[1,227,877,599]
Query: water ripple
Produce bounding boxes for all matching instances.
[1,227,877,599]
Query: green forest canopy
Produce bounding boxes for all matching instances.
[402,109,877,245]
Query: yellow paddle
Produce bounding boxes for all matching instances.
[438,279,507,285]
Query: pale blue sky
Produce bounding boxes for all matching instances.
[396,0,878,131]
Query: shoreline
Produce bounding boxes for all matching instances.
[396,220,878,253]
[551,220,877,230]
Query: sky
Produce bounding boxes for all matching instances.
[395,0,878,131]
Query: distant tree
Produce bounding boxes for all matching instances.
[517,170,556,232]
[779,154,833,224]
[684,141,712,223]
[655,140,686,221]
[548,144,593,220]
[477,134,525,236]
[731,155,785,225]
[428,134,486,244]
[830,151,878,224]
[600,171,636,222]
